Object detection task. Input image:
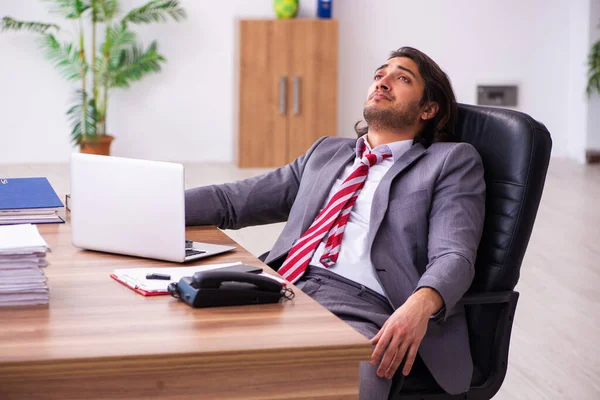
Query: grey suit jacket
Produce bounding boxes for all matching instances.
[185,136,486,394]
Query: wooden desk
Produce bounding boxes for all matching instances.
[0,222,371,399]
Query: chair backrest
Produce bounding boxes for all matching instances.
[456,104,552,293]
[454,104,552,386]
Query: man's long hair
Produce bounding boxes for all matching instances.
[355,47,458,147]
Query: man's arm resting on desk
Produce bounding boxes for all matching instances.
[185,137,327,229]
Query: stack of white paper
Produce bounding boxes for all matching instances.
[0,224,50,307]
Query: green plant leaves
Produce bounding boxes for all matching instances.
[93,0,119,22]
[121,0,186,26]
[103,23,137,68]
[46,0,91,19]
[67,90,98,144]
[1,17,59,33]
[40,33,87,81]
[587,40,600,96]
[110,41,166,88]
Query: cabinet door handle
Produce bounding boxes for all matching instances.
[293,76,300,115]
[279,76,287,115]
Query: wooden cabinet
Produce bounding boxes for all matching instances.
[238,19,338,168]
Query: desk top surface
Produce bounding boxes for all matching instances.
[0,222,370,366]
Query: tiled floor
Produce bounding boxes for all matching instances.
[2,158,599,399]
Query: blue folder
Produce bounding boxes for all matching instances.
[0,177,64,211]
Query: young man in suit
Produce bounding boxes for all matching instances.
[185,46,486,399]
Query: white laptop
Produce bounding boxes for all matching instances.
[70,153,235,262]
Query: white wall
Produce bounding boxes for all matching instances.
[0,0,592,164]
[0,0,315,164]
[567,0,591,163]
[1,2,72,164]
[336,0,572,157]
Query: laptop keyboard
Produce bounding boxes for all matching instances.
[185,241,207,257]
[186,249,206,257]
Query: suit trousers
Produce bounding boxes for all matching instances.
[296,267,441,400]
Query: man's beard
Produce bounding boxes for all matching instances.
[363,100,421,132]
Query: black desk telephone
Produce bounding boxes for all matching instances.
[168,264,294,308]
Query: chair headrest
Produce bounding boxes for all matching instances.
[455,104,552,292]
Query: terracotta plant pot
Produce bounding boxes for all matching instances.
[79,135,114,156]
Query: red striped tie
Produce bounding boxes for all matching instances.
[278,143,392,283]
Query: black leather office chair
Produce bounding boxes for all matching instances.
[260,104,552,400]
[389,104,552,399]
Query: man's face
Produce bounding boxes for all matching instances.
[363,56,429,133]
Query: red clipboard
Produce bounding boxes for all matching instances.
[110,273,168,296]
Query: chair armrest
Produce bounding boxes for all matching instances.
[458,291,518,305]
[459,290,520,399]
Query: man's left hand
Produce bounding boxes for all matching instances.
[370,288,443,379]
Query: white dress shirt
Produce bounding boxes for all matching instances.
[309,135,413,298]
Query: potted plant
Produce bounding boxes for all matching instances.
[1,0,186,155]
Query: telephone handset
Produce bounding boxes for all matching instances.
[169,269,294,308]
[191,270,283,292]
